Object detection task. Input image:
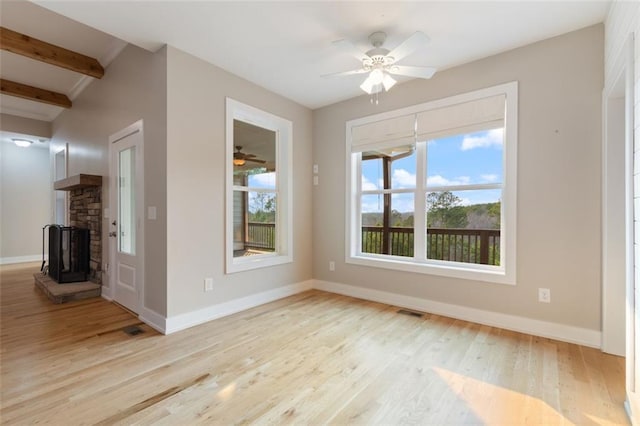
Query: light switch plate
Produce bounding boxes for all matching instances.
[205,278,214,292]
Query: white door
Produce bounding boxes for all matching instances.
[54,145,68,224]
[109,121,144,313]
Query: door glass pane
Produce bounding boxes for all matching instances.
[54,148,66,225]
[119,147,136,255]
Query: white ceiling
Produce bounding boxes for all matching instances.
[33,0,611,110]
[0,0,611,125]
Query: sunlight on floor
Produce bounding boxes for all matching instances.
[433,367,623,425]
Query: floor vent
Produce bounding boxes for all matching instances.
[397,309,423,318]
[122,325,144,336]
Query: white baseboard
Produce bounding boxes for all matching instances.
[0,254,44,265]
[139,306,167,334]
[165,280,314,334]
[313,279,602,348]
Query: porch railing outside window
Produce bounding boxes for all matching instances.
[248,222,500,265]
[362,226,500,265]
[246,222,276,251]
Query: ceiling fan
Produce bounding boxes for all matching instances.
[324,31,437,96]
[233,146,266,166]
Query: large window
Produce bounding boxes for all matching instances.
[226,99,292,273]
[347,82,517,284]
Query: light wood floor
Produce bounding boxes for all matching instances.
[0,263,628,425]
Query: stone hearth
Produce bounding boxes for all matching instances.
[34,273,101,303]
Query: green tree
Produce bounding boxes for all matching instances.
[249,193,276,223]
[427,191,467,228]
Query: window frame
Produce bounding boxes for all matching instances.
[345,82,518,285]
[225,98,293,274]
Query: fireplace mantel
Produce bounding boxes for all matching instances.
[54,174,102,191]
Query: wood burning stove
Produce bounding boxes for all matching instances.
[48,225,90,283]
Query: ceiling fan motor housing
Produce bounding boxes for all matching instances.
[368,31,387,47]
[364,32,394,70]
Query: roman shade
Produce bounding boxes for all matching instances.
[350,114,415,153]
[416,94,505,141]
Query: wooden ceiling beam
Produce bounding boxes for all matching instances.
[0,27,104,79]
[0,78,72,109]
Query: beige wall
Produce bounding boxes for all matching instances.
[0,114,51,139]
[165,46,313,316]
[0,142,51,262]
[51,44,168,316]
[313,25,604,331]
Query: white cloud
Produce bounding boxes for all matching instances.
[427,174,471,186]
[362,176,378,191]
[480,174,499,183]
[461,128,503,151]
[392,169,416,188]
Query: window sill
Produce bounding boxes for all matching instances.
[226,253,292,274]
[346,254,515,285]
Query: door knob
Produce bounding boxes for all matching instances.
[111,220,117,226]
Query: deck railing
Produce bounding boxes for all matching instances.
[247,223,500,265]
[362,226,500,265]
[246,222,276,250]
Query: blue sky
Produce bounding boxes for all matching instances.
[362,128,503,213]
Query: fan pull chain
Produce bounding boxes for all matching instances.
[369,91,379,105]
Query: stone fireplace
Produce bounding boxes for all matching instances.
[54,174,102,284]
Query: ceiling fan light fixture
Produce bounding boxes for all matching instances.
[360,71,394,95]
[360,75,375,94]
[13,138,33,148]
[369,68,385,85]
[233,158,246,166]
[382,74,396,91]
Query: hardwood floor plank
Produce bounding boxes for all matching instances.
[0,263,629,424]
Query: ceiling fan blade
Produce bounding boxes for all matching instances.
[387,31,430,63]
[388,65,437,79]
[321,68,368,78]
[332,39,369,62]
[246,158,266,164]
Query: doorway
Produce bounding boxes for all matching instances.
[108,120,144,314]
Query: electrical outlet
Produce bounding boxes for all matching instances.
[538,288,551,303]
[204,278,214,292]
[313,164,319,174]
[313,176,319,186]
[329,261,335,272]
